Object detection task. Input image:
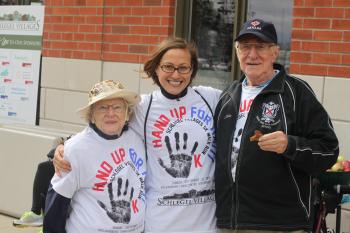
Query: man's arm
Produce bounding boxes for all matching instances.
[279,82,339,175]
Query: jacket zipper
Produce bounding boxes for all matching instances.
[233,89,263,229]
[228,122,236,229]
[233,105,253,229]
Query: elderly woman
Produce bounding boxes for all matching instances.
[43,80,146,233]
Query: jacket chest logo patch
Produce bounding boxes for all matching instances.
[258,101,280,125]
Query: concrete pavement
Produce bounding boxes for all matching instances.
[0,214,40,233]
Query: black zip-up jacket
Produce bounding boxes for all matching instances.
[214,64,339,231]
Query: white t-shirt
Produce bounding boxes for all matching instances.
[231,73,278,181]
[131,86,221,233]
[51,126,146,233]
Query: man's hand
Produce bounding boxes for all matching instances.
[258,131,288,154]
[53,144,71,176]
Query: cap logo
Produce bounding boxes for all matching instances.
[247,20,262,31]
[251,20,260,27]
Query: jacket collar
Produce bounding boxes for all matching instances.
[239,63,286,94]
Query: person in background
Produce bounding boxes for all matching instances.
[214,18,339,233]
[43,80,146,233]
[13,140,63,233]
[53,37,221,233]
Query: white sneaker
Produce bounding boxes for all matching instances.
[13,211,43,227]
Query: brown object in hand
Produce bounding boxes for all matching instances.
[250,130,263,142]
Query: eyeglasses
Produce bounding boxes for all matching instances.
[160,64,192,74]
[95,104,126,114]
[236,42,275,55]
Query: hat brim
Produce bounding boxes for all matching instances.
[76,89,141,116]
[234,32,275,43]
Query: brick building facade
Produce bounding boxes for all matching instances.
[43,0,175,62]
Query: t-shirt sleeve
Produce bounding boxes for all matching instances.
[129,94,150,138]
[194,86,222,111]
[51,145,79,199]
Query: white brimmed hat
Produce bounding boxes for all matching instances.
[77,80,141,117]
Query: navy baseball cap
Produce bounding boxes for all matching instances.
[234,18,277,44]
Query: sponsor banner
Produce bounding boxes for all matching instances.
[0,6,44,125]
[0,34,42,50]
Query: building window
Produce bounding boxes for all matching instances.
[247,0,292,71]
[191,0,235,90]
[177,0,292,89]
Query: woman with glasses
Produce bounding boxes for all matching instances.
[134,37,221,233]
[53,38,221,233]
[44,80,146,233]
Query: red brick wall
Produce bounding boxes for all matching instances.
[42,0,176,63]
[290,0,350,78]
[43,1,349,78]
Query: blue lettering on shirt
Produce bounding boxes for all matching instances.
[129,148,144,170]
[190,106,212,126]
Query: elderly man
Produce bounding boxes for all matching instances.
[214,18,339,233]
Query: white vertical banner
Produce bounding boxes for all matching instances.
[0,5,44,125]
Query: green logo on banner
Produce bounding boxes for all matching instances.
[0,34,42,50]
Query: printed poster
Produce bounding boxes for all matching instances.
[0,5,44,125]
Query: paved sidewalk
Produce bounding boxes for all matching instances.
[0,214,40,233]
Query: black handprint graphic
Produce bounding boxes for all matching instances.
[231,128,242,170]
[97,177,134,224]
[158,132,198,178]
